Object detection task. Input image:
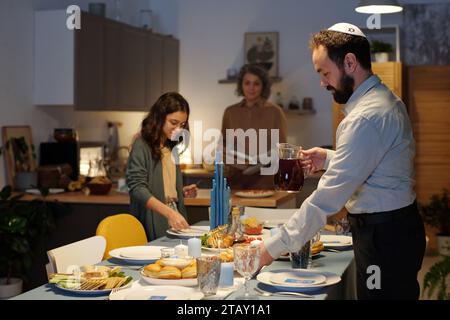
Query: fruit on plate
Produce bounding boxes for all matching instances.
[242,217,263,235]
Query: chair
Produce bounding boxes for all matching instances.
[47,235,106,274]
[96,213,148,259]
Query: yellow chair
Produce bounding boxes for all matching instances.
[96,213,148,259]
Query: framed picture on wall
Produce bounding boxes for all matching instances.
[244,32,279,78]
[1,126,37,187]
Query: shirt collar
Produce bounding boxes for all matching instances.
[240,98,266,108]
[343,74,381,116]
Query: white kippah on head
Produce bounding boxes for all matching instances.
[327,23,366,38]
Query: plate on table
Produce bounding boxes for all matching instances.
[54,281,132,296]
[109,285,204,300]
[257,269,341,292]
[270,271,327,287]
[109,246,167,263]
[140,270,197,287]
[166,226,210,238]
[263,220,288,229]
[26,188,65,195]
[277,252,320,261]
[235,190,275,198]
[319,235,353,248]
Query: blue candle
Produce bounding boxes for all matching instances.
[219,262,234,287]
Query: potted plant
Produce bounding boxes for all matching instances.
[1,137,37,190]
[419,189,450,256]
[0,185,55,298]
[371,40,393,63]
[422,256,450,300]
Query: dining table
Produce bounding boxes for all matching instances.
[11,222,356,300]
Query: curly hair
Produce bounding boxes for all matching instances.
[309,30,372,71]
[235,64,272,100]
[141,92,190,161]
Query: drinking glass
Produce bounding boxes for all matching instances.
[233,244,261,300]
[274,143,304,192]
[334,218,350,236]
[309,232,321,268]
[196,255,221,296]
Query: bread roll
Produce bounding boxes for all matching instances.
[158,266,181,279]
[143,263,161,278]
[181,265,197,279]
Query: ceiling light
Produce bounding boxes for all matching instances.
[355,0,403,14]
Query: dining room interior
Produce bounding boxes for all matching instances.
[0,0,449,303]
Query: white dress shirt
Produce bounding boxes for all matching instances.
[265,75,416,258]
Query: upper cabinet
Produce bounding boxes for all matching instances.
[34,10,179,111]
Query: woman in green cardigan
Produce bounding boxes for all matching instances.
[126,92,197,240]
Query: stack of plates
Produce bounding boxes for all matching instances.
[257,269,341,292]
[166,226,210,238]
[319,235,353,248]
[109,246,167,264]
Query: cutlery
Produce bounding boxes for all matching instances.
[254,287,314,298]
[323,248,341,253]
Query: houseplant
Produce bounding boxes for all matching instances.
[371,40,393,63]
[419,188,450,256]
[0,185,55,298]
[422,255,450,300]
[1,136,37,190]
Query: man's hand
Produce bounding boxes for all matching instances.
[167,210,189,230]
[258,243,274,271]
[183,184,198,198]
[299,147,328,174]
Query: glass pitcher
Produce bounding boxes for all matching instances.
[274,143,304,192]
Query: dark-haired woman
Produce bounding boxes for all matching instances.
[221,64,287,190]
[126,92,197,240]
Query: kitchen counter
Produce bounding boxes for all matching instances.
[184,189,296,208]
[18,188,296,208]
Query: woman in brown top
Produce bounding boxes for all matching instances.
[221,64,287,190]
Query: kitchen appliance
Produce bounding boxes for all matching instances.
[39,142,105,180]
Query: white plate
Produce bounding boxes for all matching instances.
[319,235,353,248]
[109,285,204,300]
[263,220,288,229]
[235,190,275,198]
[140,270,197,287]
[109,246,167,263]
[257,269,341,292]
[166,226,210,238]
[270,271,327,287]
[26,188,65,195]
[54,281,132,296]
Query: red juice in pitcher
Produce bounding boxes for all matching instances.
[274,158,304,192]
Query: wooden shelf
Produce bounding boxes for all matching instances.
[218,77,282,84]
[283,109,316,116]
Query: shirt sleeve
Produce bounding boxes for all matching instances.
[265,117,386,258]
[324,149,336,170]
[126,139,154,206]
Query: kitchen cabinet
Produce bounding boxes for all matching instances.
[34,10,179,111]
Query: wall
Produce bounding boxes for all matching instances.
[1,0,448,186]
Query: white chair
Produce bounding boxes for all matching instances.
[243,207,298,226]
[46,236,106,274]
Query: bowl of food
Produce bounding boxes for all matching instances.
[86,176,112,195]
[241,217,264,235]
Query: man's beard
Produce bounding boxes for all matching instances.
[327,72,354,104]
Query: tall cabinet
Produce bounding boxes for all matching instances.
[34,10,179,111]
